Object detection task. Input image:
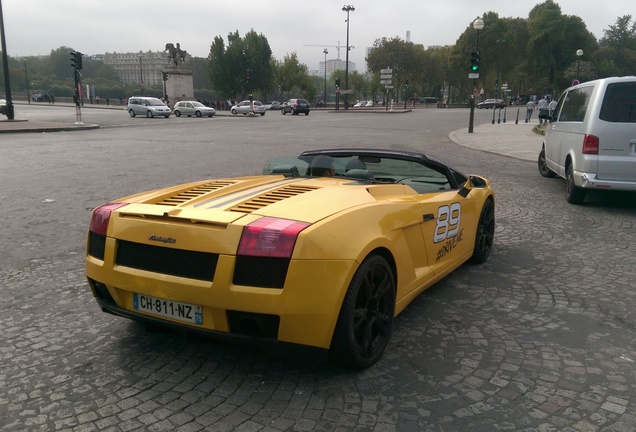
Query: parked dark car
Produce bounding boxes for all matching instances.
[281,98,311,115]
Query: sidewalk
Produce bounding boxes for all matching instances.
[0,105,546,162]
[448,120,545,162]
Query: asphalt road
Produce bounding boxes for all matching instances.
[1,106,635,432]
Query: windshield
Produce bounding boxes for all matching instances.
[192,102,206,107]
[262,153,464,193]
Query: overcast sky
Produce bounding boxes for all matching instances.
[3,0,631,71]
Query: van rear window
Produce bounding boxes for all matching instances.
[599,82,636,123]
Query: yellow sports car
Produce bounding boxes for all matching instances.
[86,148,495,368]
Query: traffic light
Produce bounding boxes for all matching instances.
[470,51,480,73]
[495,79,499,89]
[335,78,340,88]
[245,68,252,80]
[70,51,83,70]
[162,71,169,81]
[405,80,409,88]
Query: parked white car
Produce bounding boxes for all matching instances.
[173,101,215,118]
[230,100,266,116]
[538,76,636,204]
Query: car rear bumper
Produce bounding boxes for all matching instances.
[577,171,636,191]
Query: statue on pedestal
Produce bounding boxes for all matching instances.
[165,43,188,66]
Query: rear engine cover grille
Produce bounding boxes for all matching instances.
[116,240,219,281]
[233,256,290,288]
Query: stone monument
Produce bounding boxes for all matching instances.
[163,43,194,104]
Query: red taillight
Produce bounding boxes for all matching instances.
[89,202,128,236]
[237,217,310,258]
[582,134,599,155]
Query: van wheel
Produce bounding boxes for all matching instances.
[129,110,136,117]
[538,149,557,178]
[146,110,153,118]
[566,163,586,204]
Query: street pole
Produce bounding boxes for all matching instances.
[323,49,328,108]
[468,18,484,134]
[342,5,354,110]
[25,60,30,104]
[139,56,144,96]
[0,0,15,119]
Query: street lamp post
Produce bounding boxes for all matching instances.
[342,5,355,110]
[24,60,30,104]
[576,49,583,83]
[323,48,328,108]
[139,56,144,96]
[0,0,15,119]
[468,17,484,134]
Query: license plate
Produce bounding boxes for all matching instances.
[133,293,203,325]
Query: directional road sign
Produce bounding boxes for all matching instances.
[380,68,392,74]
[380,79,392,85]
[380,74,393,79]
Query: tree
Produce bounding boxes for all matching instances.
[595,15,636,77]
[275,53,309,99]
[207,29,274,99]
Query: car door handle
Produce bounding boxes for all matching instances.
[423,213,435,221]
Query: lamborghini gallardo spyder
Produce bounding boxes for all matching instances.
[85,148,495,368]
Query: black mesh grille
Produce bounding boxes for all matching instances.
[88,232,106,260]
[116,240,218,281]
[233,256,289,288]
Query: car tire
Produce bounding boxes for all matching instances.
[174,111,181,117]
[330,254,395,369]
[231,109,237,115]
[129,110,136,117]
[538,148,557,178]
[260,113,265,116]
[470,198,495,264]
[281,110,286,115]
[566,163,586,204]
[146,110,153,118]
[305,112,310,116]
[195,111,202,117]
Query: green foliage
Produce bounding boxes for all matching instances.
[207,29,274,99]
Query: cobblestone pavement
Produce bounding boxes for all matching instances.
[1,112,635,432]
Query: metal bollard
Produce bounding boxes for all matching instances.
[497,109,501,124]
[515,109,519,124]
[503,108,507,123]
[492,108,496,124]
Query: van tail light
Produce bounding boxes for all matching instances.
[582,134,599,155]
[89,202,129,236]
[238,217,310,258]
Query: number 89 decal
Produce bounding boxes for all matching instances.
[434,202,461,243]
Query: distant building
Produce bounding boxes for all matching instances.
[103,51,168,88]
[314,58,356,78]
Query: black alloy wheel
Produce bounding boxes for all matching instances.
[470,199,495,264]
[330,254,395,369]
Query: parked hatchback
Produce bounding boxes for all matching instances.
[281,98,311,115]
[126,96,171,118]
[230,100,266,116]
[173,101,215,118]
[538,76,636,204]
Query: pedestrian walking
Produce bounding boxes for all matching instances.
[548,98,558,118]
[525,100,534,123]
[537,97,549,125]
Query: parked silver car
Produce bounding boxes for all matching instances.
[173,101,216,118]
[126,96,171,118]
[538,76,636,204]
[230,100,266,116]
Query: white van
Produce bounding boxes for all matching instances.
[538,77,636,204]
[126,96,171,118]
